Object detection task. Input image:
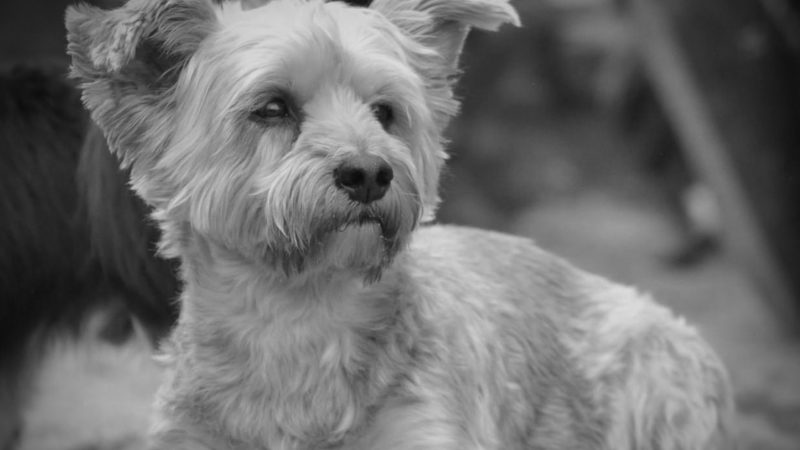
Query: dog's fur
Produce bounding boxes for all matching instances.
[0,68,88,445]
[67,0,734,448]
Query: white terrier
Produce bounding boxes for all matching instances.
[67,0,734,448]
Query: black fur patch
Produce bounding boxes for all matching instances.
[77,123,180,336]
[0,62,179,396]
[0,64,180,447]
[0,66,91,346]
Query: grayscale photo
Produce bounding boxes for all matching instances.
[1,0,799,448]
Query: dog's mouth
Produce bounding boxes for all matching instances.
[337,211,392,238]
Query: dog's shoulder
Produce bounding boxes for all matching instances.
[398,225,734,448]
[404,224,587,309]
[408,224,570,276]
[398,223,594,375]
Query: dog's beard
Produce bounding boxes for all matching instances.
[310,202,413,281]
[259,196,418,281]
[326,219,388,273]
[244,154,423,280]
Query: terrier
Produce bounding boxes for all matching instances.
[67,0,734,448]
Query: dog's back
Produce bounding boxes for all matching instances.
[400,225,734,449]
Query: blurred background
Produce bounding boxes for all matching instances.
[2,0,800,448]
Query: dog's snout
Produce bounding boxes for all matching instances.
[334,155,393,204]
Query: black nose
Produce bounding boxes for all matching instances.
[334,155,393,204]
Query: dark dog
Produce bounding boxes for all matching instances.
[0,65,178,449]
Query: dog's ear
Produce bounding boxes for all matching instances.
[66,0,217,173]
[373,0,519,76]
[371,0,518,131]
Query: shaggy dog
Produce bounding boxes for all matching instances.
[67,0,734,448]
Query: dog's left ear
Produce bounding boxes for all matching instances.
[372,0,518,131]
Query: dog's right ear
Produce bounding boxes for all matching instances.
[66,0,217,170]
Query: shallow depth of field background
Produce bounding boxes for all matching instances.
[2,0,800,448]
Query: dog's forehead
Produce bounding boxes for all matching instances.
[192,0,420,107]
[214,0,404,63]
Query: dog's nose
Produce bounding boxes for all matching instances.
[334,155,393,204]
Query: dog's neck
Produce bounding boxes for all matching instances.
[168,236,414,447]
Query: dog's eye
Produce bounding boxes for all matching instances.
[334,0,373,6]
[252,98,290,120]
[370,103,394,130]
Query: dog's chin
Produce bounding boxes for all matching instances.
[324,220,392,274]
[261,202,417,280]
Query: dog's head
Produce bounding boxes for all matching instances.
[67,0,518,278]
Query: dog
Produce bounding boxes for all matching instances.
[3,3,378,447]
[66,0,734,448]
[0,65,180,449]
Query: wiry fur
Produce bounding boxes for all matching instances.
[66,0,733,448]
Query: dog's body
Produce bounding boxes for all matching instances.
[67,0,734,448]
[151,225,732,449]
